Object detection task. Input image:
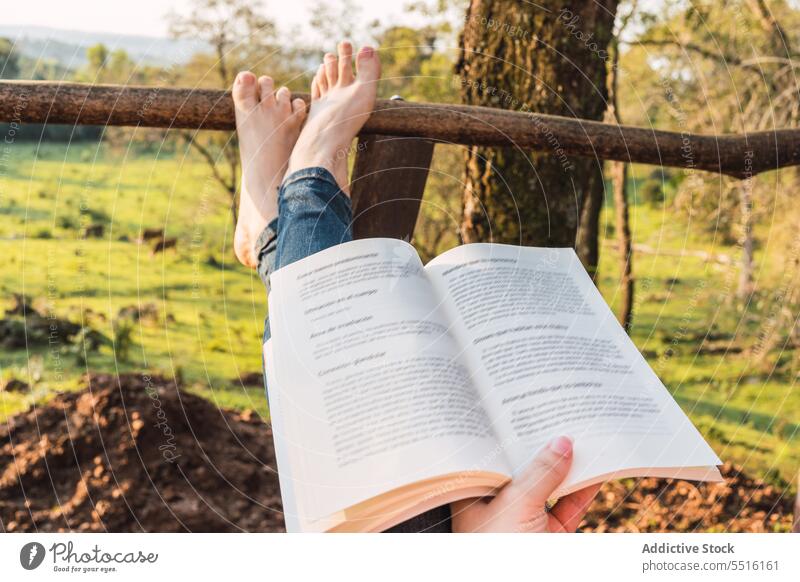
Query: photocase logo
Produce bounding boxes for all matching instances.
[19,542,46,570]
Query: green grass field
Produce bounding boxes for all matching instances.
[1,141,797,495]
[1,141,270,418]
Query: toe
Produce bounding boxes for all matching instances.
[355,46,381,84]
[292,97,307,120]
[275,86,291,111]
[258,76,275,104]
[337,41,354,85]
[324,52,338,87]
[232,71,258,110]
[316,63,328,95]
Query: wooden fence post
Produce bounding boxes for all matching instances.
[348,131,449,532]
[350,134,435,242]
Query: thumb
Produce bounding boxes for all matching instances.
[502,435,574,512]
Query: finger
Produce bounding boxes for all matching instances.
[550,483,601,532]
[501,436,573,511]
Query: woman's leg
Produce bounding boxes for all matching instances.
[232,70,307,270]
[254,167,352,342]
[255,39,383,332]
[238,42,451,532]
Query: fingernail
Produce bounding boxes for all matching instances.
[548,436,573,456]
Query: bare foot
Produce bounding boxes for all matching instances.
[286,41,381,195]
[233,72,307,268]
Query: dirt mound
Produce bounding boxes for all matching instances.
[581,464,795,532]
[0,374,285,532]
[1,373,794,532]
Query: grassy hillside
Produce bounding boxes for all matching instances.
[596,173,799,493]
[1,142,797,495]
[1,141,269,418]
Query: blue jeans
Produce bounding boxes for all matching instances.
[255,166,452,532]
[255,166,353,340]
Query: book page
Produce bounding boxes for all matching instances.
[426,243,722,496]
[267,238,509,525]
[263,339,302,533]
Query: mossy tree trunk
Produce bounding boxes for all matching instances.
[457,0,617,278]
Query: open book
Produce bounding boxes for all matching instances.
[264,239,722,532]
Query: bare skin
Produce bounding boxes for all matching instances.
[232,42,380,268]
[286,41,381,195]
[451,436,601,532]
[232,71,307,269]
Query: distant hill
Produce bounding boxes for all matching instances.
[0,25,208,70]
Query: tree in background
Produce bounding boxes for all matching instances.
[457,0,618,279]
[0,38,20,79]
[629,0,800,370]
[376,25,455,103]
[80,44,144,84]
[372,21,462,261]
[606,2,639,332]
[169,0,288,226]
[635,0,800,300]
[86,44,109,75]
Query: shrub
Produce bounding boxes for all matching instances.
[639,179,665,207]
[56,215,78,230]
[113,319,135,362]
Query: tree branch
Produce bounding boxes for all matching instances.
[182,131,234,193]
[747,0,793,56]
[636,38,744,67]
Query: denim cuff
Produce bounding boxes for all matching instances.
[281,165,341,189]
[278,166,352,232]
[260,166,353,336]
[275,167,353,272]
[255,217,279,291]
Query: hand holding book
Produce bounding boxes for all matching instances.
[265,239,723,532]
[451,435,601,532]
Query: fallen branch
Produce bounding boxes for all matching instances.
[2,80,800,178]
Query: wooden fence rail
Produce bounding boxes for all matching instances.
[3,80,800,179]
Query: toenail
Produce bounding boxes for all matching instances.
[361,47,374,59]
[237,72,253,85]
